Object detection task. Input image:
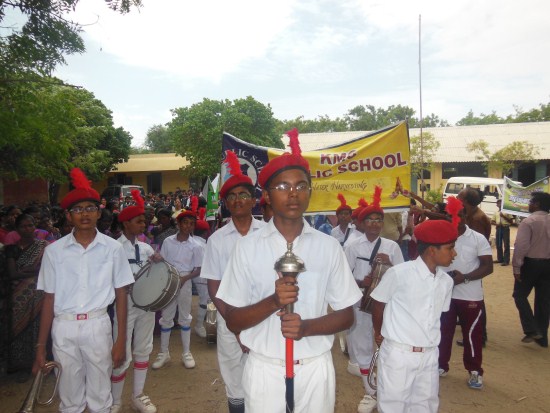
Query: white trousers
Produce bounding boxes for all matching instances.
[377,339,439,413]
[159,279,192,328]
[347,305,375,368]
[192,277,210,307]
[243,351,335,413]
[216,313,247,399]
[52,315,113,413]
[112,296,155,375]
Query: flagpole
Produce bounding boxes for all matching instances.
[419,14,425,199]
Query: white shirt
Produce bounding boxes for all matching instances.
[370,257,454,347]
[201,218,266,281]
[37,230,134,315]
[192,236,207,284]
[441,226,492,301]
[118,233,155,275]
[217,218,362,359]
[160,233,203,273]
[343,230,363,247]
[330,223,356,244]
[401,210,412,241]
[344,235,404,282]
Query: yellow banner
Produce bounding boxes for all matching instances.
[265,122,411,213]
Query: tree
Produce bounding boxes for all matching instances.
[456,110,505,126]
[169,97,284,178]
[276,115,348,134]
[144,124,173,153]
[409,131,441,179]
[466,139,540,175]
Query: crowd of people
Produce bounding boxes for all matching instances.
[1,131,549,413]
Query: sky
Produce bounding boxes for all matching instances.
[39,0,550,146]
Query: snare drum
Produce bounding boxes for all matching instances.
[131,260,181,312]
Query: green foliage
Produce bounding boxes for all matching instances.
[169,97,283,178]
[466,139,540,175]
[409,132,440,179]
[144,124,173,153]
[426,185,443,204]
[276,115,348,134]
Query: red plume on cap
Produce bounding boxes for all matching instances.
[60,168,100,210]
[219,150,253,199]
[358,185,384,222]
[258,128,310,188]
[336,193,352,213]
[445,196,464,229]
[191,195,199,215]
[118,189,145,222]
[352,198,368,219]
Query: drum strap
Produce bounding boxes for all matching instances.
[128,244,142,266]
[356,238,382,263]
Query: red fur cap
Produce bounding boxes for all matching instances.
[336,193,352,214]
[118,189,145,222]
[358,186,384,221]
[258,128,310,188]
[60,168,100,210]
[220,150,253,199]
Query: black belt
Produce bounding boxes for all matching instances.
[525,257,550,262]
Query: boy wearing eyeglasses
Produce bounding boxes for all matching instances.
[201,150,266,413]
[343,189,404,413]
[33,168,134,413]
[217,130,361,413]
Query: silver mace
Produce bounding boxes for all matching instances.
[274,242,306,413]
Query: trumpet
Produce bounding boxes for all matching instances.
[18,361,62,413]
[367,348,378,391]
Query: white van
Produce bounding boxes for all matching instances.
[442,177,520,217]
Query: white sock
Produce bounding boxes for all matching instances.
[133,357,149,398]
[160,328,171,353]
[361,372,376,396]
[181,326,191,354]
[111,371,126,405]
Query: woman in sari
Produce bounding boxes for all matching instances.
[4,214,48,378]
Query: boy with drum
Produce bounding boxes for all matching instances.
[33,168,135,413]
[152,210,203,370]
[343,187,403,413]
[111,190,162,413]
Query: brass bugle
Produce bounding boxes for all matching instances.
[18,361,62,413]
[367,348,378,391]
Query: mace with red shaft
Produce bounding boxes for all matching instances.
[274,242,306,413]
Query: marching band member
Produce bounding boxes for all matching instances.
[202,150,266,413]
[343,186,403,413]
[330,193,357,246]
[33,168,134,412]
[217,129,362,413]
[152,210,203,370]
[111,190,162,413]
[370,203,460,413]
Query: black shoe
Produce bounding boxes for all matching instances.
[493,260,502,264]
[500,263,509,266]
[522,332,543,343]
[534,338,548,348]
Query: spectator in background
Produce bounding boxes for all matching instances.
[380,211,403,243]
[492,199,514,266]
[457,188,491,241]
[1,206,23,243]
[3,214,48,381]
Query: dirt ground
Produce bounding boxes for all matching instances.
[2,226,550,413]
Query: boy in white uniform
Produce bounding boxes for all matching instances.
[33,168,134,413]
[344,186,404,413]
[217,129,362,413]
[202,150,266,413]
[330,193,357,245]
[152,210,203,370]
[371,204,460,413]
[111,190,162,413]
